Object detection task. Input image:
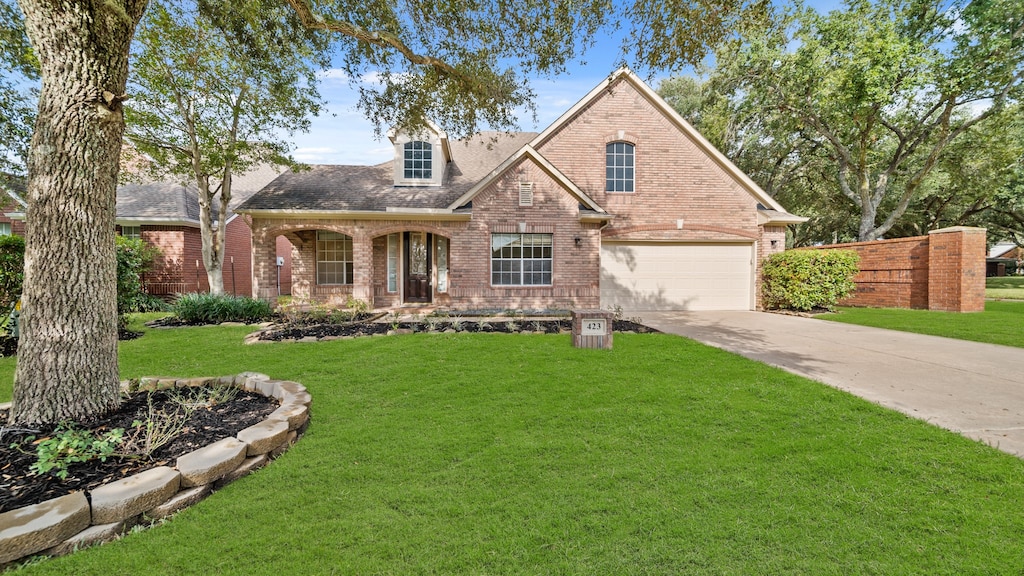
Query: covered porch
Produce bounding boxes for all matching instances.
[250,218,466,309]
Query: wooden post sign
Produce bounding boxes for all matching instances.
[571,309,613,349]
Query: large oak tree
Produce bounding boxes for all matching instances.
[695,0,1023,242]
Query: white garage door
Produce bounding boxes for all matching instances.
[600,242,754,311]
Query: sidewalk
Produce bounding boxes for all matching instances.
[638,310,1024,459]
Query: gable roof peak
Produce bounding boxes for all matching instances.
[387,119,448,144]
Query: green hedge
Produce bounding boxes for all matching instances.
[115,236,167,316]
[0,234,25,312]
[172,292,273,325]
[761,249,859,311]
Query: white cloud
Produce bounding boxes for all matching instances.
[316,68,350,82]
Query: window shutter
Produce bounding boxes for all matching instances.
[519,182,534,206]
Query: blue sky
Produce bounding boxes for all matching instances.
[292,0,846,166]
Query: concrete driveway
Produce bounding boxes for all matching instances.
[638,310,1024,459]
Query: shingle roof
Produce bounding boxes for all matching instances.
[237,132,538,212]
[116,164,283,222]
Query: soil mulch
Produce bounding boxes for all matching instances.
[0,388,278,513]
[255,318,658,341]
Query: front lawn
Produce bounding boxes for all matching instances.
[987,275,1024,300]
[1,320,1023,574]
[822,300,1024,348]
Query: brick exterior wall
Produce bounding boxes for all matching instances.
[809,227,985,312]
[0,200,25,236]
[533,77,760,244]
[132,218,258,298]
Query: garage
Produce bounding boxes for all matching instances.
[600,242,755,311]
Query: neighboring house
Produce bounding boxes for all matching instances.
[5,165,289,298]
[987,242,1023,276]
[0,174,27,237]
[115,164,286,298]
[238,68,806,311]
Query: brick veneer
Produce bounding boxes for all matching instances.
[808,227,985,312]
[132,217,259,298]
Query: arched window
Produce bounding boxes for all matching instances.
[403,141,433,179]
[605,142,634,192]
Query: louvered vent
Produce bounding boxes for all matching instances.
[519,182,534,206]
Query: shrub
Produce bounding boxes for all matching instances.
[172,292,274,324]
[0,234,25,312]
[761,249,859,311]
[116,236,167,316]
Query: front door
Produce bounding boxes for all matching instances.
[404,231,432,303]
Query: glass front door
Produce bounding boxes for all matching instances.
[404,231,432,303]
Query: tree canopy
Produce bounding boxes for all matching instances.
[0,0,37,174]
[674,0,1024,243]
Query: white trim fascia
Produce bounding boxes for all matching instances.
[4,211,25,221]
[235,208,472,222]
[601,238,756,245]
[529,67,790,214]
[757,211,810,226]
[446,144,604,213]
[116,217,201,227]
[0,186,27,208]
[580,213,614,223]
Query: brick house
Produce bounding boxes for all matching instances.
[238,68,806,311]
[0,175,27,237]
[5,166,290,299]
[114,164,288,298]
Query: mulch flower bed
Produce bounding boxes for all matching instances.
[0,388,278,513]
[254,318,658,341]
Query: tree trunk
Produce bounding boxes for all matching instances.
[9,0,148,425]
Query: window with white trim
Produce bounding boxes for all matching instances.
[316,231,353,285]
[120,225,141,239]
[606,142,634,192]
[436,236,449,293]
[403,141,432,179]
[386,233,399,292]
[0,222,11,236]
[491,233,552,286]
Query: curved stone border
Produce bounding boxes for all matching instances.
[0,372,310,567]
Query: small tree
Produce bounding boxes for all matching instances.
[125,0,329,295]
[761,250,860,312]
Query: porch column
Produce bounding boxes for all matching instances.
[250,225,277,301]
[352,233,374,304]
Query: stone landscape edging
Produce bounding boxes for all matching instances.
[0,372,310,567]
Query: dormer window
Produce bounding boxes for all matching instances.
[389,122,449,187]
[404,141,433,180]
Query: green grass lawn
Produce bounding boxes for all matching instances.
[822,300,1024,348]
[2,317,1023,574]
[987,275,1024,300]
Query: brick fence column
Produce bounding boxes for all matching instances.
[927,226,986,312]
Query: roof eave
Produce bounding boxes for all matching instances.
[235,208,472,222]
[757,211,810,226]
